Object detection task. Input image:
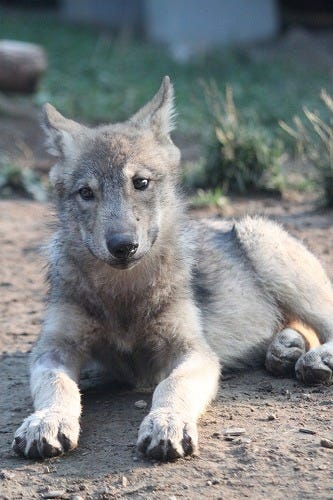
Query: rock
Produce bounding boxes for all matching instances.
[122,476,128,487]
[320,438,333,449]
[134,400,147,409]
[0,40,47,93]
[299,428,316,435]
[223,427,246,437]
[267,413,277,421]
[234,437,251,445]
[42,491,66,499]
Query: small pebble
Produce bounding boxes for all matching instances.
[224,427,246,437]
[235,437,251,445]
[71,496,84,500]
[122,476,128,487]
[206,480,212,486]
[134,400,147,409]
[267,413,277,421]
[42,491,66,499]
[299,428,316,435]
[320,438,333,449]
[0,469,15,480]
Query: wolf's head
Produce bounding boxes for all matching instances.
[43,76,181,269]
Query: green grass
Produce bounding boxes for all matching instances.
[189,188,228,209]
[0,9,332,144]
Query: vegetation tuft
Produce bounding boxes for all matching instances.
[280,90,333,207]
[0,157,46,200]
[195,82,283,194]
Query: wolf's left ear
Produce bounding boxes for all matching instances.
[42,103,83,157]
[129,76,176,139]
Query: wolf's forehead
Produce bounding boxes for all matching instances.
[85,135,133,167]
[80,132,151,171]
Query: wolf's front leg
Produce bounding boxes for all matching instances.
[13,305,90,458]
[13,352,81,458]
[137,348,220,461]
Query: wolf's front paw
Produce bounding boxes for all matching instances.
[266,328,306,376]
[13,409,80,459]
[295,344,333,384]
[137,408,198,462]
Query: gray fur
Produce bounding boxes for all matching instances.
[13,77,333,462]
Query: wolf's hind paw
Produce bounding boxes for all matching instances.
[137,409,198,462]
[265,328,306,377]
[295,344,333,384]
[12,409,79,459]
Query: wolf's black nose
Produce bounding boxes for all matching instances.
[106,233,138,260]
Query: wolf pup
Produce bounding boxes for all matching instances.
[13,77,333,461]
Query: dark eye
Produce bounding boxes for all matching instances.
[79,187,94,200]
[133,178,150,190]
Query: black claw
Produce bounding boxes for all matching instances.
[13,436,26,457]
[40,439,62,458]
[182,434,194,456]
[58,432,72,452]
[137,436,151,454]
[27,439,41,459]
[166,441,182,462]
[147,444,166,461]
[146,439,182,462]
[302,366,332,385]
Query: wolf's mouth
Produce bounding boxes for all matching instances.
[107,256,143,270]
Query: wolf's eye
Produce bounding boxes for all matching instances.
[79,187,94,200]
[133,178,150,191]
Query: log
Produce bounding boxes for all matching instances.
[0,40,47,94]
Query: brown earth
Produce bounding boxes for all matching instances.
[0,109,333,499]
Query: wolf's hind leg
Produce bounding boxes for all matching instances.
[266,328,306,377]
[266,321,320,377]
[295,342,333,384]
[236,216,333,384]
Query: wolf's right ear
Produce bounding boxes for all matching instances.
[129,76,176,140]
[42,103,82,157]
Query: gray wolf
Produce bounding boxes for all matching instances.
[12,77,333,461]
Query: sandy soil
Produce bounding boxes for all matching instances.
[0,196,332,500]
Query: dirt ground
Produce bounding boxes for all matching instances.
[0,193,333,500]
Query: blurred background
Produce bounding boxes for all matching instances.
[1,0,333,206]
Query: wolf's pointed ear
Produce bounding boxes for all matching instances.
[42,103,82,157]
[129,76,176,139]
